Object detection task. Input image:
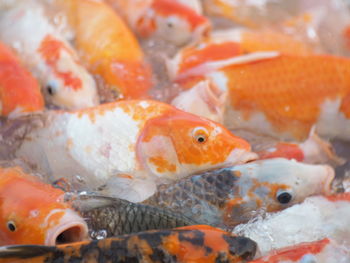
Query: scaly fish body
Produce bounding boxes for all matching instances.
[234,193,350,255]
[0,166,88,246]
[171,53,350,140]
[251,238,350,263]
[15,100,254,202]
[144,158,334,227]
[0,225,257,263]
[0,1,99,109]
[58,0,153,100]
[107,0,210,45]
[69,193,198,238]
[0,41,43,116]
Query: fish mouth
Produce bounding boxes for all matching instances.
[227,149,258,165]
[323,165,336,195]
[45,209,89,246]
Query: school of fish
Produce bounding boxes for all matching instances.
[0,0,349,262]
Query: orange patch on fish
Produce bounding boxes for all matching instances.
[0,42,43,116]
[152,0,208,30]
[223,54,350,139]
[38,35,82,91]
[149,156,177,173]
[178,42,242,74]
[326,192,350,202]
[258,143,304,161]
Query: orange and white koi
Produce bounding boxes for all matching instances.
[0,41,44,117]
[145,158,335,227]
[107,0,211,45]
[14,100,255,202]
[251,238,350,263]
[56,0,153,100]
[234,193,350,255]
[0,225,258,263]
[169,52,350,141]
[0,166,88,246]
[0,1,99,109]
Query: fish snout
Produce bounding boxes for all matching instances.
[227,149,258,165]
[322,165,336,195]
[45,208,89,246]
[229,236,258,261]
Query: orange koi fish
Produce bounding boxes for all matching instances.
[251,238,350,263]
[13,100,255,202]
[234,193,350,255]
[0,166,88,246]
[58,0,153,100]
[0,225,257,263]
[0,1,99,109]
[144,158,334,227]
[170,53,350,141]
[0,42,43,117]
[107,0,210,45]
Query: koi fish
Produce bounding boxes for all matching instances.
[0,41,44,117]
[234,193,350,255]
[12,100,255,202]
[68,193,198,238]
[250,238,350,263]
[107,0,210,46]
[0,1,99,109]
[170,53,350,141]
[57,0,153,100]
[0,166,88,246]
[0,225,258,263]
[144,158,335,227]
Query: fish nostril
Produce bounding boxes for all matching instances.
[55,226,85,245]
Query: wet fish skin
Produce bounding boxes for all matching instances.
[70,193,198,238]
[0,225,258,263]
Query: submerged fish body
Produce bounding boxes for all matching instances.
[107,0,210,46]
[144,158,334,227]
[251,238,350,263]
[58,0,153,100]
[0,166,88,246]
[0,1,99,109]
[15,100,254,202]
[0,225,258,263]
[234,193,350,255]
[0,41,44,117]
[70,193,198,238]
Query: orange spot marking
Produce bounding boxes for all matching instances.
[258,143,304,161]
[251,238,330,263]
[343,25,350,51]
[0,167,69,245]
[224,54,350,140]
[178,42,242,74]
[325,192,350,202]
[0,42,43,116]
[149,156,177,173]
[152,0,208,29]
[38,35,82,91]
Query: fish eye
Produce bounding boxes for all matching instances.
[276,191,293,204]
[7,221,16,232]
[46,84,56,96]
[192,127,209,144]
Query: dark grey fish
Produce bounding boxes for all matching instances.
[69,193,198,239]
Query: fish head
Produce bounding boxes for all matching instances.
[0,42,44,116]
[136,0,210,45]
[224,158,335,226]
[38,35,99,110]
[0,167,88,246]
[137,106,256,180]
